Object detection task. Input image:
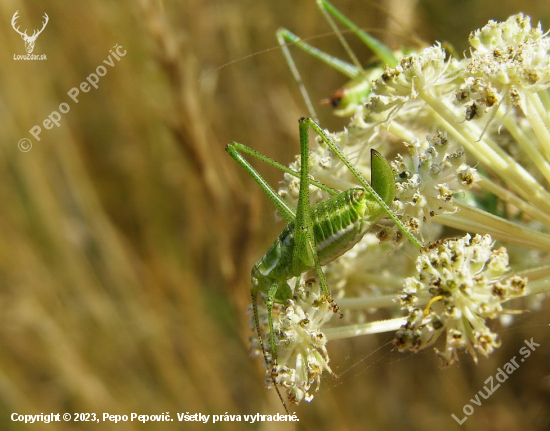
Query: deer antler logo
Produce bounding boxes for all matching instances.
[12,11,49,54]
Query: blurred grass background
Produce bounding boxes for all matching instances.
[0,0,549,430]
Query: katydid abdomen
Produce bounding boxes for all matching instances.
[252,187,385,299]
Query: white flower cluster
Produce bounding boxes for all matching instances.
[368,44,457,110]
[394,234,527,367]
[468,14,550,94]
[252,279,334,404]
[391,132,477,232]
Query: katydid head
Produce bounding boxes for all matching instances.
[321,68,382,116]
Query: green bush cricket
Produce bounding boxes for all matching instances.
[226,117,422,411]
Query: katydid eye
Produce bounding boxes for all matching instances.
[353,189,365,200]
